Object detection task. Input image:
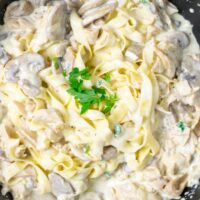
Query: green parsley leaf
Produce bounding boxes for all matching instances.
[62,70,67,77]
[80,68,91,80]
[83,144,90,155]
[104,171,111,178]
[103,73,111,82]
[103,94,117,114]
[96,79,103,87]
[67,67,117,114]
[52,57,60,70]
[177,121,185,132]
[114,124,122,138]
[140,0,148,3]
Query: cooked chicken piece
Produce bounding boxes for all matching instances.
[163,174,187,198]
[5,53,45,97]
[11,177,36,200]
[157,31,190,49]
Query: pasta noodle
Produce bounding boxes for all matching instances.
[0,0,199,199]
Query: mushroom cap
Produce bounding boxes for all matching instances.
[4,1,33,22]
[46,2,69,41]
[5,53,45,97]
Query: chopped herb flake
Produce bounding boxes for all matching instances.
[67,67,117,114]
[52,57,60,70]
[62,70,67,77]
[103,94,118,114]
[177,121,185,132]
[140,0,148,3]
[104,171,111,178]
[102,73,111,82]
[114,124,122,137]
[83,144,90,155]
[96,79,103,87]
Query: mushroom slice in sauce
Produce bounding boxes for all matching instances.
[0,46,11,65]
[5,53,45,97]
[102,145,117,160]
[78,0,118,27]
[48,173,75,198]
[46,2,69,41]
[4,0,33,22]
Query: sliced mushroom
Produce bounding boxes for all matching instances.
[79,192,102,200]
[78,0,118,26]
[5,53,45,97]
[102,145,117,160]
[48,173,75,198]
[0,46,11,65]
[46,2,69,41]
[4,0,33,22]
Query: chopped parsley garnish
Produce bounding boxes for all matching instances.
[52,57,60,70]
[67,67,117,114]
[102,94,117,114]
[140,0,148,3]
[177,121,185,132]
[96,79,103,87]
[102,73,111,82]
[62,70,67,77]
[104,171,111,178]
[83,144,90,155]
[114,124,122,137]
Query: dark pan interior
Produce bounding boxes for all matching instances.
[0,0,200,200]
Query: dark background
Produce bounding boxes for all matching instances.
[0,0,200,199]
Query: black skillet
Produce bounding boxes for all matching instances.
[0,0,200,199]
